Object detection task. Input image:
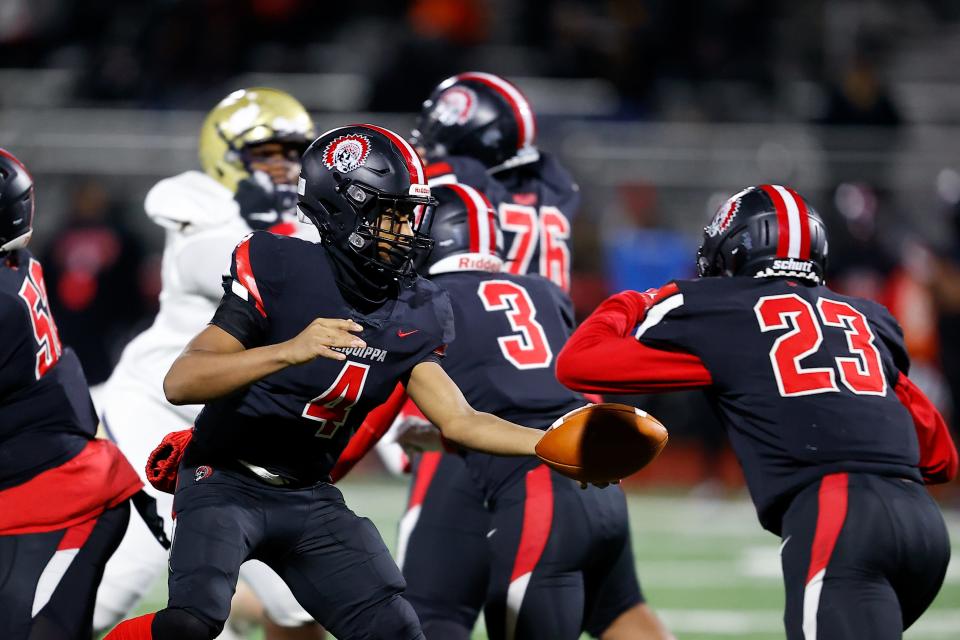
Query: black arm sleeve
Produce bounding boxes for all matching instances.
[210,279,269,348]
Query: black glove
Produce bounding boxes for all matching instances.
[234,170,297,230]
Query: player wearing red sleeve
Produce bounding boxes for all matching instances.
[557,184,956,640]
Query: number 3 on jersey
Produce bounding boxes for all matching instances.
[478,280,552,369]
[755,294,886,397]
[302,361,369,438]
[17,257,62,379]
[499,204,571,292]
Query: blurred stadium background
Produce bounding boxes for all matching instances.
[2,0,957,637]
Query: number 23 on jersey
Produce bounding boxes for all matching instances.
[755,293,886,398]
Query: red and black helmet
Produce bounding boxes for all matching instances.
[410,72,538,174]
[298,124,436,281]
[415,183,504,276]
[0,149,35,254]
[697,185,829,284]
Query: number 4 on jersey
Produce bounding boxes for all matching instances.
[755,294,886,397]
[302,361,370,438]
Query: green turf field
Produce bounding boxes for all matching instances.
[122,477,960,639]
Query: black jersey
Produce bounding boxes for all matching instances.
[427,153,580,291]
[635,277,923,530]
[193,232,454,483]
[0,250,96,489]
[434,270,586,496]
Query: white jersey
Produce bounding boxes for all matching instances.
[104,171,318,426]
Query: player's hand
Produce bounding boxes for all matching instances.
[280,318,365,365]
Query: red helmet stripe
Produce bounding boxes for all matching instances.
[353,123,426,185]
[456,72,536,150]
[482,193,498,254]
[448,183,486,253]
[0,148,31,179]
[785,187,811,260]
[760,184,791,258]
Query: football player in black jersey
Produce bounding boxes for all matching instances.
[410,184,672,639]
[412,71,579,292]
[557,185,958,640]
[0,149,143,640]
[366,72,588,638]
[103,126,562,640]
[332,185,673,640]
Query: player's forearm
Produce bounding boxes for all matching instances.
[557,297,712,393]
[439,411,541,457]
[164,343,292,405]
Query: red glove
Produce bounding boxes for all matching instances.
[146,429,193,494]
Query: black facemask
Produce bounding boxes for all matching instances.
[323,240,398,313]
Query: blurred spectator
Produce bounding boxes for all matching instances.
[818,53,902,128]
[40,180,152,383]
[601,181,696,294]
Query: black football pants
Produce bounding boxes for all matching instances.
[402,453,643,640]
[780,472,950,640]
[0,501,129,640]
[163,463,422,640]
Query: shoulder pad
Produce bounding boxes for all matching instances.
[145,171,239,231]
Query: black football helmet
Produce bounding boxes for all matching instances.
[298,124,436,281]
[410,72,539,174]
[697,185,828,283]
[415,183,504,276]
[0,149,35,255]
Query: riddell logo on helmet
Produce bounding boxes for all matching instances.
[435,87,477,126]
[323,135,371,173]
[772,258,813,272]
[409,184,431,197]
[458,256,500,271]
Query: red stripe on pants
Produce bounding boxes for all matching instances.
[408,452,442,509]
[510,466,554,582]
[806,473,849,584]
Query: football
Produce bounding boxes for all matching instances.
[535,403,668,484]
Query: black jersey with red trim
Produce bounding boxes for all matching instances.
[192,231,455,483]
[634,277,924,531]
[427,153,580,291]
[433,270,586,496]
[0,249,97,490]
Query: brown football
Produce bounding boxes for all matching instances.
[535,403,668,484]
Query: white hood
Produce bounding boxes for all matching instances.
[144,170,238,231]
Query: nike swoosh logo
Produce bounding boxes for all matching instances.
[397,329,419,338]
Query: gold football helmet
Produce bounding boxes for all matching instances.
[199,88,315,192]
